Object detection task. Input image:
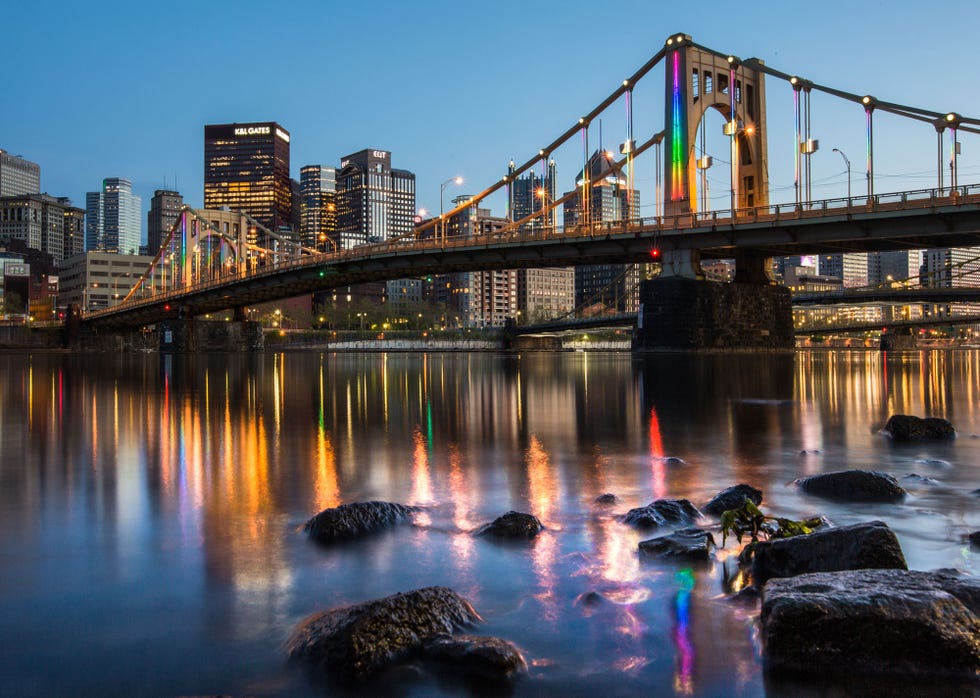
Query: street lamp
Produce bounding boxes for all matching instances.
[833,148,851,202]
[440,176,464,217]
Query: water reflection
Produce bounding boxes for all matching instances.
[0,351,977,698]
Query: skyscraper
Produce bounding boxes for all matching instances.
[0,150,40,197]
[563,151,641,312]
[147,190,184,255]
[85,178,142,254]
[299,165,337,251]
[203,122,291,247]
[336,149,415,248]
[508,162,575,322]
[0,194,83,263]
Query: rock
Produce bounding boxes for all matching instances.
[969,531,980,550]
[702,484,764,517]
[638,527,715,561]
[594,493,618,505]
[304,501,416,544]
[622,499,701,529]
[286,586,482,682]
[882,414,956,441]
[761,569,980,680]
[474,511,543,539]
[752,520,907,587]
[794,470,907,503]
[422,634,527,681]
[574,591,606,607]
[903,473,939,486]
[663,456,686,465]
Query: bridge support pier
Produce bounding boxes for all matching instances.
[159,318,264,353]
[634,277,794,351]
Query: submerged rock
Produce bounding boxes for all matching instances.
[594,493,618,505]
[304,501,416,543]
[638,527,715,561]
[752,520,907,587]
[794,470,906,503]
[474,511,543,539]
[422,634,527,680]
[761,569,980,680]
[622,499,701,529]
[286,586,482,682]
[882,414,956,441]
[970,531,980,550]
[903,473,940,486]
[702,484,763,517]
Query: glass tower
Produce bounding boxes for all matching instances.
[85,178,142,255]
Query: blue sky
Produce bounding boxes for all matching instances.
[3,0,979,238]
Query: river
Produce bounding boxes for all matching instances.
[0,350,977,697]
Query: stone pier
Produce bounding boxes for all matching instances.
[159,319,263,353]
[633,277,794,351]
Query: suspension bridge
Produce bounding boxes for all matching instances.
[77,34,980,349]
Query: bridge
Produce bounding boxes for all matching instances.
[78,34,980,349]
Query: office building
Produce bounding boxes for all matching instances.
[85,178,142,255]
[508,162,574,322]
[147,190,184,256]
[563,151,641,312]
[0,194,84,263]
[921,247,980,289]
[203,122,291,246]
[817,253,868,288]
[0,150,40,197]
[299,165,337,251]
[59,251,160,311]
[868,250,922,287]
[336,149,415,248]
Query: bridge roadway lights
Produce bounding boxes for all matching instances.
[634,277,794,351]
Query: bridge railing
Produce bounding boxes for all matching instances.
[84,183,980,322]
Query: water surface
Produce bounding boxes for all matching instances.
[0,350,977,697]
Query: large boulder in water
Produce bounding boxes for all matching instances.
[702,484,763,517]
[794,470,906,503]
[638,527,715,562]
[761,568,980,680]
[623,499,701,529]
[882,414,956,441]
[286,586,482,682]
[421,634,527,681]
[474,511,543,539]
[752,520,907,587]
[304,501,416,543]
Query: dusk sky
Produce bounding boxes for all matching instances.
[4,0,979,239]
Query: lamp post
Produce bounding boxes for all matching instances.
[439,176,464,218]
[833,148,851,202]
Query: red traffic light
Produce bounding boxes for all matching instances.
[650,248,661,259]
[164,304,171,312]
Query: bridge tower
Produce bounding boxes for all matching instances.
[663,35,769,217]
[636,35,791,350]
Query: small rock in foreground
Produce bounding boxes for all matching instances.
[422,634,527,681]
[304,501,416,544]
[475,511,543,539]
[752,520,907,587]
[638,527,715,561]
[702,484,763,517]
[286,586,481,682]
[881,414,956,441]
[623,499,701,529]
[794,470,906,503]
[594,493,618,505]
[761,568,980,681]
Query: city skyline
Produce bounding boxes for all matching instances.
[4,1,980,242]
